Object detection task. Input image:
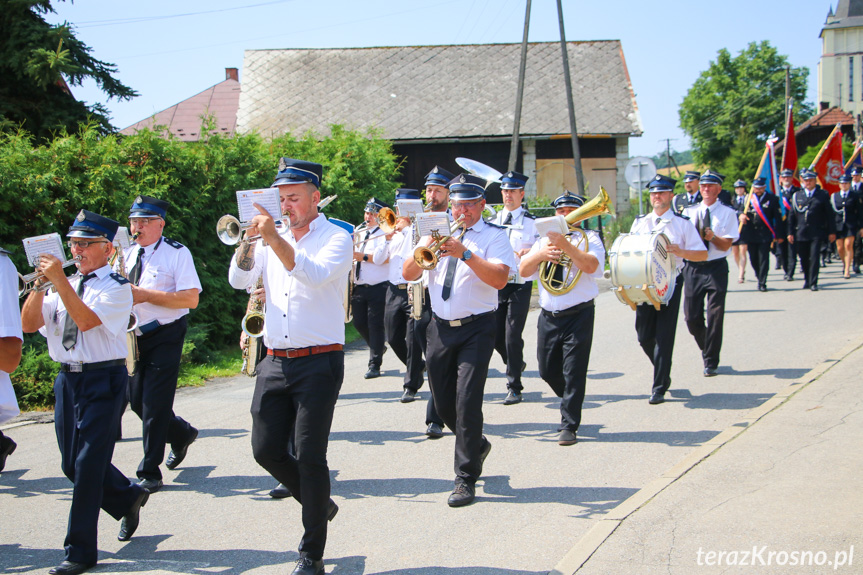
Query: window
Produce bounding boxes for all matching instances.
[850,57,855,102]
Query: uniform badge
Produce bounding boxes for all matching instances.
[76,210,86,222]
[433,167,439,173]
[135,196,143,205]
[459,175,466,183]
[278,157,287,171]
[506,172,514,178]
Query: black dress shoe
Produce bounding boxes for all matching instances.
[364,367,380,379]
[802,282,810,289]
[166,427,198,470]
[425,422,444,439]
[269,483,292,499]
[648,392,665,405]
[758,285,767,292]
[447,481,475,507]
[703,367,718,377]
[558,429,577,445]
[400,388,417,403]
[0,435,16,473]
[786,275,794,281]
[48,561,95,575]
[327,499,339,521]
[502,389,522,405]
[810,285,819,291]
[290,557,324,575]
[138,478,163,493]
[854,266,861,274]
[118,488,149,541]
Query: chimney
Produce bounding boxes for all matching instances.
[226,67,239,82]
[820,101,830,112]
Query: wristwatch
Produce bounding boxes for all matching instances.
[461,249,473,262]
[362,254,369,262]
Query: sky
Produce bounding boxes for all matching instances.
[46,0,834,160]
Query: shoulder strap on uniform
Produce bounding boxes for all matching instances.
[109,272,130,285]
[163,237,184,249]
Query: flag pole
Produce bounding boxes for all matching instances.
[843,140,862,170]
[739,143,771,233]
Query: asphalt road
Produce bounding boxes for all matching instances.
[1,260,861,574]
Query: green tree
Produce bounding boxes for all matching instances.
[679,41,812,169]
[0,0,137,141]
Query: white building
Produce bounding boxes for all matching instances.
[819,0,863,116]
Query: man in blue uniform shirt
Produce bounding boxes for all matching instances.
[21,210,149,575]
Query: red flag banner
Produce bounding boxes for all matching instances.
[781,106,799,187]
[812,127,844,194]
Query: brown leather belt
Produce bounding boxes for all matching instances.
[268,344,343,359]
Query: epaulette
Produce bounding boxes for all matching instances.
[163,237,184,249]
[673,212,691,220]
[485,221,506,230]
[522,212,536,220]
[0,247,10,255]
[110,272,130,285]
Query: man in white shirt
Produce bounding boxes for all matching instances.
[492,171,539,405]
[352,198,391,379]
[403,173,516,508]
[0,248,23,472]
[21,210,148,575]
[683,170,740,377]
[630,175,707,404]
[519,192,603,445]
[229,158,352,575]
[120,195,202,493]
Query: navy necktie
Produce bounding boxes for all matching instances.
[62,273,95,350]
[441,256,457,301]
[128,247,145,285]
[503,212,513,226]
[355,231,370,281]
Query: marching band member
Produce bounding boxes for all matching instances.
[787,169,836,291]
[0,246,22,472]
[682,170,740,376]
[402,167,453,438]
[739,178,783,291]
[380,189,425,402]
[229,157,352,575]
[832,174,862,279]
[630,176,706,404]
[352,198,391,379]
[492,171,539,405]
[21,210,148,575]
[852,166,863,274]
[121,195,202,493]
[403,173,516,507]
[519,192,603,445]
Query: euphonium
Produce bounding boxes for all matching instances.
[413,215,467,270]
[18,256,82,297]
[539,187,613,296]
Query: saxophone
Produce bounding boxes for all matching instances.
[407,219,424,320]
[241,276,264,377]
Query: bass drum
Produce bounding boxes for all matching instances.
[609,232,677,309]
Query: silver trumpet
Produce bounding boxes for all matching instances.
[217,214,256,246]
[18,256,82,297]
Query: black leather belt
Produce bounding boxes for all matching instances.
[542,299,594,318]
[60,359,126,373]
[685,259,724,268]
[433,310,495,328]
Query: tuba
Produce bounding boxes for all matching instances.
[413,215,467,270]
[539,187,613,296]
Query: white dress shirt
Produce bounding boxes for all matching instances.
[0,253,22,423]
[630,209,707,270]
[525,230,606,311]
[682,201,740,260]
[120,236,202,331]
[229,213,352,349]
[494,206,540,283]
[354,226,389,286]
[38,264,133,363]
[379,228,409,285]
[425,219,516,321]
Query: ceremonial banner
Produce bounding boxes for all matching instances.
[781,104,800,187]
[811,124,844,194]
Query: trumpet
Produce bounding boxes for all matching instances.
[413,215,467,270]
[217,214,287,246]
[377,207,397,233]
[19,256,82,297]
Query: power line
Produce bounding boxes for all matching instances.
[73,0,298,28]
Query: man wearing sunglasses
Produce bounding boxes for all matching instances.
[403,173,516,508]
[118,195,202,494]
[21,210,148,575]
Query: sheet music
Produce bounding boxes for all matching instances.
[414,212,452,237]
[236,188,282,223]
[23,233,66,267]
[397,199,425,218]
[114,227,132,249]
[534,215,568,238]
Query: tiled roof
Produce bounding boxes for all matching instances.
[237,41,642,141]
[796,106,855,132]
[121,76,240,141]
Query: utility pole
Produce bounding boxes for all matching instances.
[556,0,585,194]
[663,138,677,175]
[507,0,532,172]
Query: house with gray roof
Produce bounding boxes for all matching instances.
[238,41,642,213]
